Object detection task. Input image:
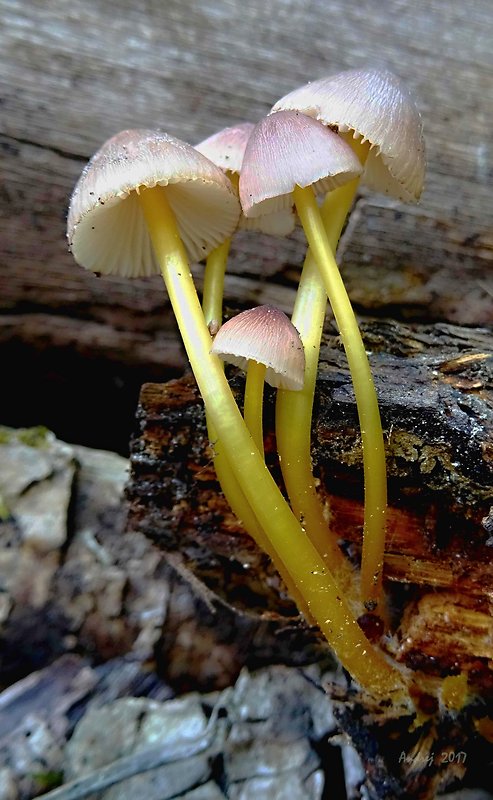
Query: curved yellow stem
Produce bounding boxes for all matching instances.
[138,184,407,702]
[202,248,278,572]
[244,361,266,454]
[200,196,312,618]
[202,238,231,328]
[201,229,281,571]
[202,237,257,533]
[293,184,387,611]
[276,181,359,592]
[201,175,265,554]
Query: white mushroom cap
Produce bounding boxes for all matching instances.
[211,305,305,390]
[67,129,241,277]
[239,111,363,219]
[271,68,425,202]
[196,122,295,236]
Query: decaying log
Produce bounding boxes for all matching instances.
[127,317,492,680]
[125,315,493,795]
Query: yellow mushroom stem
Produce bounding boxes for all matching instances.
[138,183,408,702]
[203,264,291,598]
[201,171,268,560]
[202,232,259,542]
[244,360,266,454]
[200,186,310,613]
[292,181,387,611]
[201,179,236,534]
[200,184,315,617]
[201,172,239,328]
[202,237,231,328]
[276,179,360,595]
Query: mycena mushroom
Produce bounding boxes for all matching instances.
[196,121,294,330]
[271,69,426,611]
[196,123,295,558]
[240,110,365,582]
[67,128,409,701]
[271,68,425,202]
[196,123,255,336]
[211,303,307,615]
[211,304,305,453]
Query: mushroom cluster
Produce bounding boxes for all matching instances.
[67,68,425,705]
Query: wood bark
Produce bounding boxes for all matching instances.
[125,317,493,797]
[126,317,493,690]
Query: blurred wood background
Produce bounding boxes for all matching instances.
[1,0,492,452]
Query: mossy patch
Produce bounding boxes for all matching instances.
[0,426,51,448]
[0,493,10,520]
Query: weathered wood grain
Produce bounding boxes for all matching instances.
[1,0,492,398]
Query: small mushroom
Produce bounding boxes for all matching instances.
[195,121,295,329]
[196,122,295,236]
[239,110,362,218]
[197,122,254,174]
[271,69,426,611]
[195,123,296,546]
[271,67,425,202]
[67,128,239,275]
[196,124,299,548]
[212,305,305,451]
[67,129,266,548]
[240,110,364,585]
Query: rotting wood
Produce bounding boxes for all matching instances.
[126,317,493,694]
[125,315,493,797]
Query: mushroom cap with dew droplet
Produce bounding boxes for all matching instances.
[211,305,305,391]
[67,129,241,277]
[271,68,425,203]
[196,122,295,237]
[239,111,363,219]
